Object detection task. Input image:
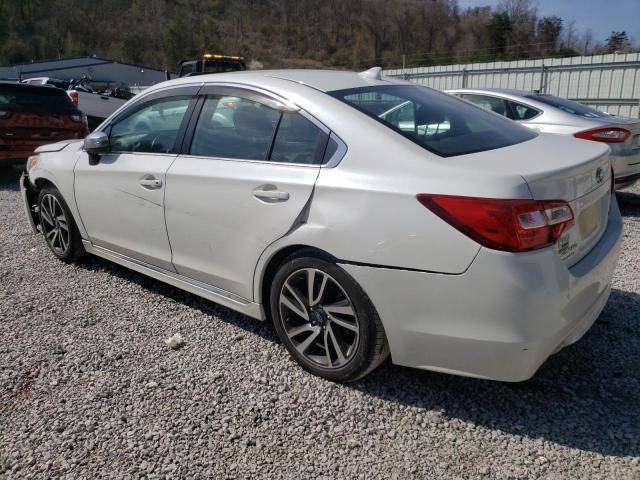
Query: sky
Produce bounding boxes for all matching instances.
[457,0,640,44]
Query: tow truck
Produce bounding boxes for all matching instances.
[177,53,247,77]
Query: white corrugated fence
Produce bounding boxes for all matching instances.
[384,53,640,118]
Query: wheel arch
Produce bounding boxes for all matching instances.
[256,244,337,320]
[28,169,89,239]
[23,176,59,229]
[34,177,58,191]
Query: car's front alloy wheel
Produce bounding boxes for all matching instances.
[38,186,85,262]
[271,252,389,382]
[40,193,70,256]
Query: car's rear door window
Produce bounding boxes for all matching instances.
[270,112,327,164]
[190,94,328,164]
[508,101,540,120]
[330,85,536,157]
[459,94,509,118]
[190,96,281,160]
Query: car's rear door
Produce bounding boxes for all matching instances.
[74,87,198,271]
[164,86,329,300]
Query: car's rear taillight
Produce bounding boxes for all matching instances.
[70,113,89,134]
[67,90,79,108]
[416,195,574,253]
[574,127,630,143]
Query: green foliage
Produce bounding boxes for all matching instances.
[537,16,562,55]
[556,47,580,58]
[0,0,626,70]
[605,31,631,53]
[486,12,512,59]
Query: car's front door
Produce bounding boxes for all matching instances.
[74,89,197,271]
[165,87,330,300]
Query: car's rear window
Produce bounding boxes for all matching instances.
[329,85,536,157]
[0,85,74,112]
[525,94,607,118]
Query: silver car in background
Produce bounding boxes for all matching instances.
[21,70,622,383]
[447,88,640,189]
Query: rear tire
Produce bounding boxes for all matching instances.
[270,251,389,382]
[38,186,85,263]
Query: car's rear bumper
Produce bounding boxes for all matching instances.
[340,198,623,382]
[614,172,640,190]
[611,149,640,190]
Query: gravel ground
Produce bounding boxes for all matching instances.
[1,166,639,479]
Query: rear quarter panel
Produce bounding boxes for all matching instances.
[253,98,534,301]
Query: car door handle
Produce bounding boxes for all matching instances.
[139,176,163,189]
[253,186,290,202]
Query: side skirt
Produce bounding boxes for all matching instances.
[82,240,265,320]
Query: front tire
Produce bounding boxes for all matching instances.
[38,186,85,263]
[270,252,389,382]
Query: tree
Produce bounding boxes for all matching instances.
[536,16,562,56]
[0,0,625,71]
[486,12,512,60]
[605,31,631,53]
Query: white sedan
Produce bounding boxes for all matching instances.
[21,68,622,382]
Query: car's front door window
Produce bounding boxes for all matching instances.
[109,96,192,154]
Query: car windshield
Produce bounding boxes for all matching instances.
[525,94,608,118]
[329,85,536,157]
[0,85,74,111]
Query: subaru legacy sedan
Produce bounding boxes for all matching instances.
[447,88,640,190]
[21,69,622,383]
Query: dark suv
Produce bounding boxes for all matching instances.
[0,82,88,164]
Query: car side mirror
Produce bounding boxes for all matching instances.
[83,131,110,165]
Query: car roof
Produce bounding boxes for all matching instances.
[157,69,409,93]
[0,80,66,93]
[445,87,538,99]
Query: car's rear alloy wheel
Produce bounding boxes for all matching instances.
[38,186,85,262]
[271,252,389,382]
[280,268,360,368]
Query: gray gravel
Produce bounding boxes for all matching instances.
[1,166,639,479]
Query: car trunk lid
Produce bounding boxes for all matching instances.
[453,134,613,267]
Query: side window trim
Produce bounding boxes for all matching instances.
[179,96,206,155]
[102,85,202,132]
[322,132,348,168]
[265,112,285,161]
[198,85,298,113]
